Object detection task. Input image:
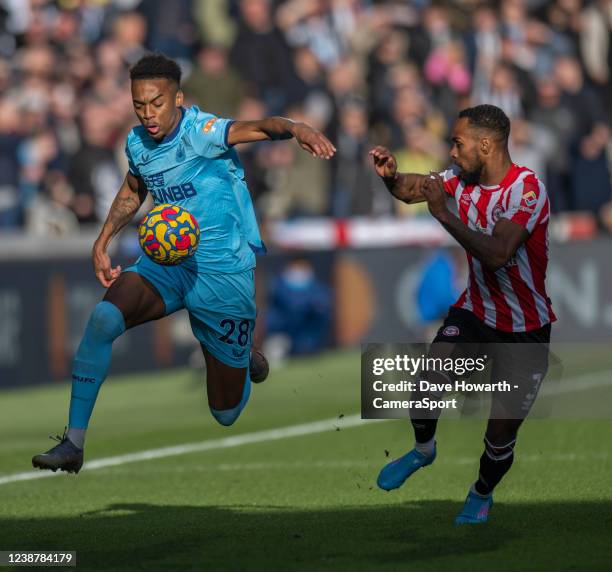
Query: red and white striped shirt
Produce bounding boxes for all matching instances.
[440,163,556,332]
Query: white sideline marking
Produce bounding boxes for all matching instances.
[93,451,610,475]
[1,368,611,487]
[0,414,379,487]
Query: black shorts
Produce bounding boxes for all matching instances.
[430,307,551,418]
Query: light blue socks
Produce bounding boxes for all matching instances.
[68,302,125,436]
[210,371,251,426]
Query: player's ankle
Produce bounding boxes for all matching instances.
[414,437,436,457]
[66,428,86,450]
[471,482,492,498]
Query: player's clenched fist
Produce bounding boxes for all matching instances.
[369,146,398,179]
[92,245,121,288]
[421,171,449,220]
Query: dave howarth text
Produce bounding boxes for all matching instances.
[372,355,487,376]
[372,380,513,392]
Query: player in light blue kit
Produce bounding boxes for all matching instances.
[32,53,336,474]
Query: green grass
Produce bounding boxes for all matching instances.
[1,350,611,571]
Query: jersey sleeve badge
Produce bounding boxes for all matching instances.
[203,118,217,133]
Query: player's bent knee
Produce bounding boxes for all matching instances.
[89,301,126,341]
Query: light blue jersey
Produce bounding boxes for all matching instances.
[123,106,261,368]
[125,105,264,274]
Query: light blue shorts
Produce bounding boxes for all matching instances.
[124,256,255,368]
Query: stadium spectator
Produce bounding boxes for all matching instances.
[0,97,22,227]
[182,43,246,117]
[25,169,79,236]
[472,62,523,119]
[67,101,123,224]
[290,46,333,122]
[407,4,453,67]
[367,29,410,129]
[424,40,471,122]
[325,55,365,144]
[508,118,556,188]
[388,86,446,151]
[109,10,147,65]
[331,97,392,216]
[464,5,501,78]
[232,95,269,205]
[415,247,466,339]
[139,0,196,62]
[276,0,358,68]
[394,123,446,217]
[257,104,330,219]
[230,0,298,113]
[193,0,236,49]
[554,55,610,211]
[528,76,575,211]
[265,257,332,358]
[580,0,612,119]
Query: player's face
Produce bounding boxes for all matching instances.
[131,78,183,142]
[450,117,485,185]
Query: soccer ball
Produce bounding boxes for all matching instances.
[138,204,200,265]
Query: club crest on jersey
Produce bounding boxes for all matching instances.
[141,153,149,163]
[176,144,186,162]
[492,204,504,222]
[523,189,537,207]
[443,326,460,336]
[203,118,217,133]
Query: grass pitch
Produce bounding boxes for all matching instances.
[1,350,611,571]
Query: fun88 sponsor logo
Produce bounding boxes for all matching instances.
[143,172,198,202]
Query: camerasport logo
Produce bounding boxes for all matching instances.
[443,326,460,336]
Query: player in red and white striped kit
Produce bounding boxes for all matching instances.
[370,104,555,524]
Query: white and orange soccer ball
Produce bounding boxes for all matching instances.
[138,204,200,265]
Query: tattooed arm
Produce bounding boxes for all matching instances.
[369,146,428,204]
[92,172,148,288]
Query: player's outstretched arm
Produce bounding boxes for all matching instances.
[227,117,336,159]
[369,146,428,204]
[92,172,147,288]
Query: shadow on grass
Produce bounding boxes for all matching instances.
[2,501,611,571]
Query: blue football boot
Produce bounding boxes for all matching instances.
[377,445,437,491]
[454,490,493,525]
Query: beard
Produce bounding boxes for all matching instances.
[457,162,483,186]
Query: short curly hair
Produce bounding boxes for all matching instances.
[129,53,182,85]
[458,104,510,143]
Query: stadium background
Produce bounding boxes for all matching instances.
[1,0,611,385]
[0,2,612,570]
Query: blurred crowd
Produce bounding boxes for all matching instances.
[0,0,611,236]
